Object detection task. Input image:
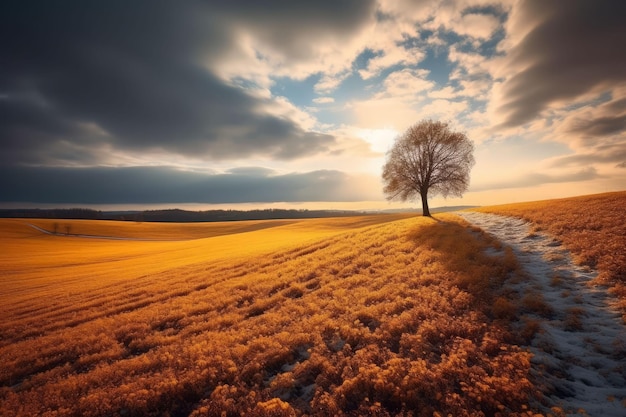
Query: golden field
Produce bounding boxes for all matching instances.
[0,212,545,416]
[474,191,626,319]
[0,215,411,301]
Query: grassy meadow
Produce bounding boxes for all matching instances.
[2,192,624,416]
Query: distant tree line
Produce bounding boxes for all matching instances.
[0,208,370,222]
[136,208,367,222]
[0,208,104,219]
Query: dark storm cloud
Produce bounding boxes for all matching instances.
[0,1,374,166]
[0,166,377,204]
[210,1,376,60]
[497,0,626,127]
[552,93,626,167]
[565,114,626,137]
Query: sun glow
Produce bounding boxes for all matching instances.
[355,127,399,154]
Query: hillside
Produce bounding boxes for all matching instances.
[1,192,624,416]
[0,213,540,416]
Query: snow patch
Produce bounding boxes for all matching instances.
[457,212,626,417]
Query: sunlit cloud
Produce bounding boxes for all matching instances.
[354,128,399,154]
[421,99,469,119]
[428,86,462,100]
[1,0,624,207]
[359,47,426,80]
[382,69,434,98]
[471,167,601,192]
[443,12,502,40]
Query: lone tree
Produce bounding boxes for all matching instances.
[382,120,474,216]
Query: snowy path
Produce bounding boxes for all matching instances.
[457,212,626,416]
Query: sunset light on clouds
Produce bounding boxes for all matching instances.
[1,0,625,210]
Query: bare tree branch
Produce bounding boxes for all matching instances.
[381,120,475,216]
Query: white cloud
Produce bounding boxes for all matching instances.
[448,46,497,79]
[261,95,318,130]
[382,68,434,98]
[457,78,491,99]
[421,99,469,119]
[209,31,275,89]
[313,97,335,104]
[377,0,433,21]
[208,4,379,93]
[359,46,425,80]
[417,0,508,39]
[428,86,461,99]
[315,71,351,94]
[449,13,501,39]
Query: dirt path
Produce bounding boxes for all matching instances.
[457,212,626,416]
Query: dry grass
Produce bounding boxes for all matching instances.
[473,191,626,319]
[24,215,415,240]
[563,307,586,332]
[0,214,544,416]
[520,292,555,319]
[0,215,411,303]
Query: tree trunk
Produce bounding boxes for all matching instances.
[421,190,431,217]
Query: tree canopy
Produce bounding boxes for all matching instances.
[382,120,475,216]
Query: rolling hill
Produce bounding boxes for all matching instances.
[1,191,624,416]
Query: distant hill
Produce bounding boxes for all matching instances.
[0,207,366,222]
[0,208,105,220]
[0,205,479,222]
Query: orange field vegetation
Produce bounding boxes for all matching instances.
[22,216,413,241]
[0,215,412,301]
[0,214,546,416]
[473,191,626,318]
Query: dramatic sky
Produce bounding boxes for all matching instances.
[2,0,625,210]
